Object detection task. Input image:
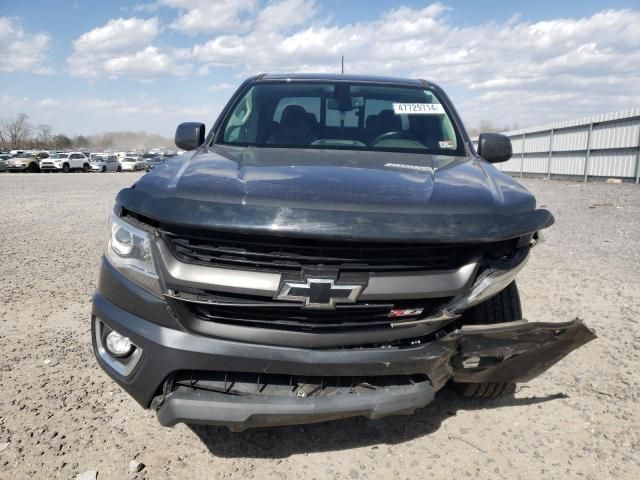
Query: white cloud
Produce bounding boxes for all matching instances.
[37,98,61,108]
[103,46,190,78]
[68,17,191,79]
[254,0,317,32]
[162,0,257,34]
[73,17,160,54]
[0,17,52,74]
[208,82,235,91]
[133,2,160,13]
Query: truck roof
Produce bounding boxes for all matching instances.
[258,73,431,87]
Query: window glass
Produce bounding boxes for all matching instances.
[220,82,462,155]
[274,97,321,123]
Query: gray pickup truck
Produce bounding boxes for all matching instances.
[91,73,595,431]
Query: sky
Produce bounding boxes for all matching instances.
[1,0,639,137]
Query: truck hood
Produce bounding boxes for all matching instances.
[116,145,553,242]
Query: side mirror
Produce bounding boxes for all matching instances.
[477,133,512,163]
[175,122,206,151]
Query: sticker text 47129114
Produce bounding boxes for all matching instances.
[392,103,445,115]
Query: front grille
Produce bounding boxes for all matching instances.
[158,228,516,340]
[162,231,514,273]
[168,290,451,333]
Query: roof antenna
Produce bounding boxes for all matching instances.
[341,55,344,74]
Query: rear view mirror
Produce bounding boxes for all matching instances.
[477,133,512,163]
[327,97,364,111]
[175,122,206,151]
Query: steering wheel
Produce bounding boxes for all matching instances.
[370,130,420,146]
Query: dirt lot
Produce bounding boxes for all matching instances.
[0,172,638,480]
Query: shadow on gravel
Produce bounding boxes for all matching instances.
[188,386,568,458]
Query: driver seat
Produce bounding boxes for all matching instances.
[365,109,402,142]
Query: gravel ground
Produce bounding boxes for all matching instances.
[0,172,638,480]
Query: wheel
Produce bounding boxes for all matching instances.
[101,166,107,173]
[83,163,89,172]
[62,163,70,173]
[116,166,122,172]
[27,162,40,173]
[454,281,522,399]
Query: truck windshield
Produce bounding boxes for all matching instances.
[219,82,464,155]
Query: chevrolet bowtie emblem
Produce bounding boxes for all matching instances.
[275,277,365,309]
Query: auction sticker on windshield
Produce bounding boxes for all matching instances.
[393,103,445,114]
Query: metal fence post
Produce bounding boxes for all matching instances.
[547,128,554,179]
[520,133,525,178]
[583,123,593,182]
[635,122,640,185]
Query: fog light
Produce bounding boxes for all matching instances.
[105,330,133,357]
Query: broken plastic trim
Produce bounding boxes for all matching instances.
[446,247,529,314]
[448,319,596,384]
[392,248,529,328]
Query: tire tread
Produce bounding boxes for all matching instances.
[454,282,521,399]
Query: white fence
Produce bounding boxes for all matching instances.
[472,107,640,183]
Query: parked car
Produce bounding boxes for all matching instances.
[40,152,90,172]
[90,154,122,172]
[143,155,166,170]
[0,153,11,172]
[7,151,47,172]
[92,73,595,431]
[120,156,145,171]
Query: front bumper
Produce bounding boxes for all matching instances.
[91,260,595,431]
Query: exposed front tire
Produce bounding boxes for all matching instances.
[454,281,521,399]
[455,382,515,399]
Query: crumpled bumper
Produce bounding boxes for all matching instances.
[440,319,595,385]
[151,318,595,431]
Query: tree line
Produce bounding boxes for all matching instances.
[0,113,174,151]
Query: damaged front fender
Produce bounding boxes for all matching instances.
[441,319,596,385]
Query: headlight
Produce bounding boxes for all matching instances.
[105,211,161,296]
